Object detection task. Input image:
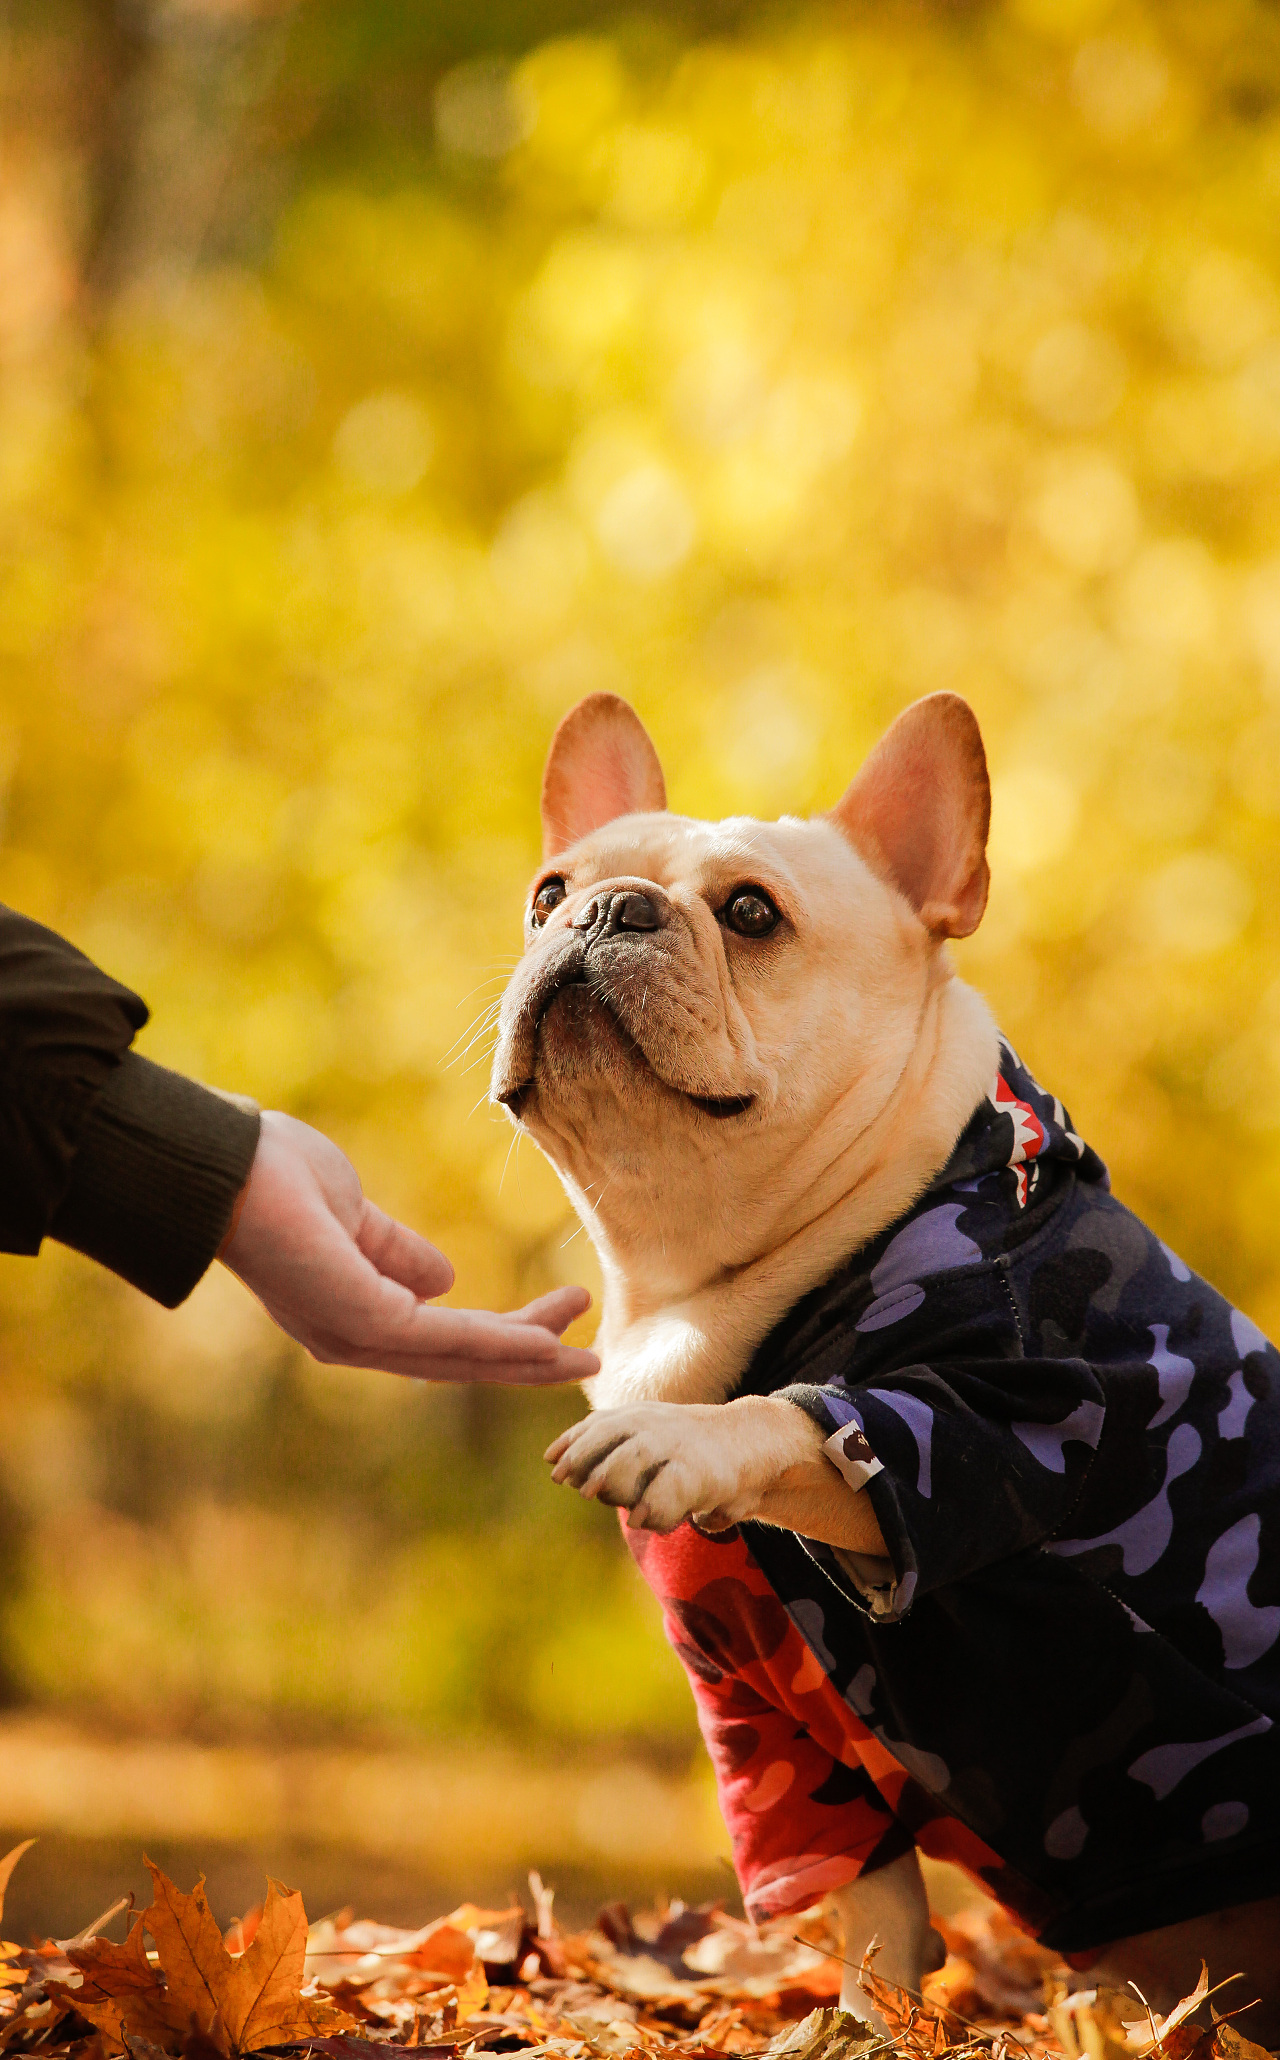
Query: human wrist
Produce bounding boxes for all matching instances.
[218,1163,255,1259]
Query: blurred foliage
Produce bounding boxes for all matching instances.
[4,0,1280,1758]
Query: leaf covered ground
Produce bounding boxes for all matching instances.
[0,1846,1269,2060]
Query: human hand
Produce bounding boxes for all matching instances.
[221,1111,599,1383]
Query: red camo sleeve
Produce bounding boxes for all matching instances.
[624,1518,914,1919]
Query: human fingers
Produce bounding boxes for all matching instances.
[305,1287,602,1373]
[307,1334,600,1384]
[355,1201,455,1298]
[507,1286,593,1335]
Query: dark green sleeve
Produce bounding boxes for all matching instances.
[0,905,260,1307]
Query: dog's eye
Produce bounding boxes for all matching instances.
[722,887,780,938]
[531,877,567,924]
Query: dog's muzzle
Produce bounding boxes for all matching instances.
[493,885,755,1122]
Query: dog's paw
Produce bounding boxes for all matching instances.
[545,1403,735,1532]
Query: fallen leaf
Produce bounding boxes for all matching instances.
[759,2007,880,2060]
[304,1917,483,1994]
[142,1865,357,2054]
[456,1960,489,2022]
[0,1848,35,1936]
[0,1843,37,2007]
[51,1917,185,2054]
[270,2043,443,2060]
[416,1928,481,1987]
[1212,2026,1271,2060]
[126,2035,176,2060]
[50,1870,358,2059]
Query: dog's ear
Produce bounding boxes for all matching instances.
[830,693,991,938]
[541,694,667,859]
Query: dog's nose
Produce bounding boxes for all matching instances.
[572,889,663,939]
[611,891,661,930]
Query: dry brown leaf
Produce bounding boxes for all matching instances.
[759,2006,880,2060]
[0,1841,37,2004]
[50,1868,358,2058]
[0,1846,35,1938]
[139,1866,234,2053]
[142,1864,358,2054]
[51,1918,187,2055]
[1212,2026,1271,2060]
[412,1928,477,1987]
[455,1960,489,2022]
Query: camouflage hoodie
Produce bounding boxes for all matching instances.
[626,1042,1280,1951]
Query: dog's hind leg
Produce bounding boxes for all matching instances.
[832,1849,944,2034]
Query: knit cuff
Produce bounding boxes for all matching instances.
[49,1051,261,1307]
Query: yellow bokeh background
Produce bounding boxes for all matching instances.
[3,0,1280,1926]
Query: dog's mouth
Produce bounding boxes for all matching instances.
[499,1077,754,1122]
[687,1092,755,1119]
[497,973,755,1123]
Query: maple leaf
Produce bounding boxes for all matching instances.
[50,1916,187,2053]
[51,1866,358,2058]
[142,1864,358,2054]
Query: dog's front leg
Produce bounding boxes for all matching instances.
[832,1851,943,2034]
[546,1396,885,1550]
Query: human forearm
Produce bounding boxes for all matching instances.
[0,905,258,1302]
[50,1051,260,1307]
[0,904,148,1256]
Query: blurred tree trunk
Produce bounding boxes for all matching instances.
[83,0,295,302]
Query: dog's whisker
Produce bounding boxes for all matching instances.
[443,1002,505,1070]
[444,1010,502,1062]
[441,992,503,1043]
[497,1125,521,1197]
[450,1011,502,1061]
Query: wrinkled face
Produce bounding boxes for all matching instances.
[490,689,989,1297]
[490,809,931,1284]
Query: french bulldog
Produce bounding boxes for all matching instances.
[490,691,1280,2033]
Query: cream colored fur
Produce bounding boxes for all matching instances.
[490,692,992,2019]
[489,692,1280,2031]
[831,1859,944,2035]
[492,733,997,1551]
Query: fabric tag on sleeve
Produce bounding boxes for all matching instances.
[823,1420,884,1493]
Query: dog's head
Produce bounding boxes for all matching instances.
[491,690,991,1310]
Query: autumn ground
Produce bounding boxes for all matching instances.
[0,1839,1269,2060]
